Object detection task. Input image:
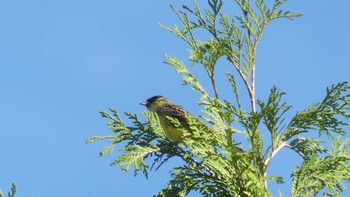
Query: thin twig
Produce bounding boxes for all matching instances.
[263,141,288,187]
[264,141,288,166]
[227,56,254,104]
[243,5,256,113]
[250,60,256,113]
[157,144,222,181]
[204,67,220,100]
[210,72,219,99]
[177,147,222,180]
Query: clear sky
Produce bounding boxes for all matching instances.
[0,0,349,196]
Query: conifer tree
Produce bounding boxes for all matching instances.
[87,0,350,196]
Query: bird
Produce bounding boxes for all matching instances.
[140,95,194,143]
[140,96,245,153]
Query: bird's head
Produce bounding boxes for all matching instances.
[140,95,168,112]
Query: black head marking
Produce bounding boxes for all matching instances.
[146,95,163,103]
[140,95,164,108]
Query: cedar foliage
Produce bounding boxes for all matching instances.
[87,0,350,196]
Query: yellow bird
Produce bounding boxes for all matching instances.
[140,96,193,143]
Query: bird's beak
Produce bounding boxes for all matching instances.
[140,101,148,106]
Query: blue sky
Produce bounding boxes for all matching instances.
[0,0,349,196]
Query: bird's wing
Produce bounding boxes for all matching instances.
[162,103,192,130]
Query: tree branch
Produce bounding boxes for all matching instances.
[227,56,255,112]
[264,141,288,167]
